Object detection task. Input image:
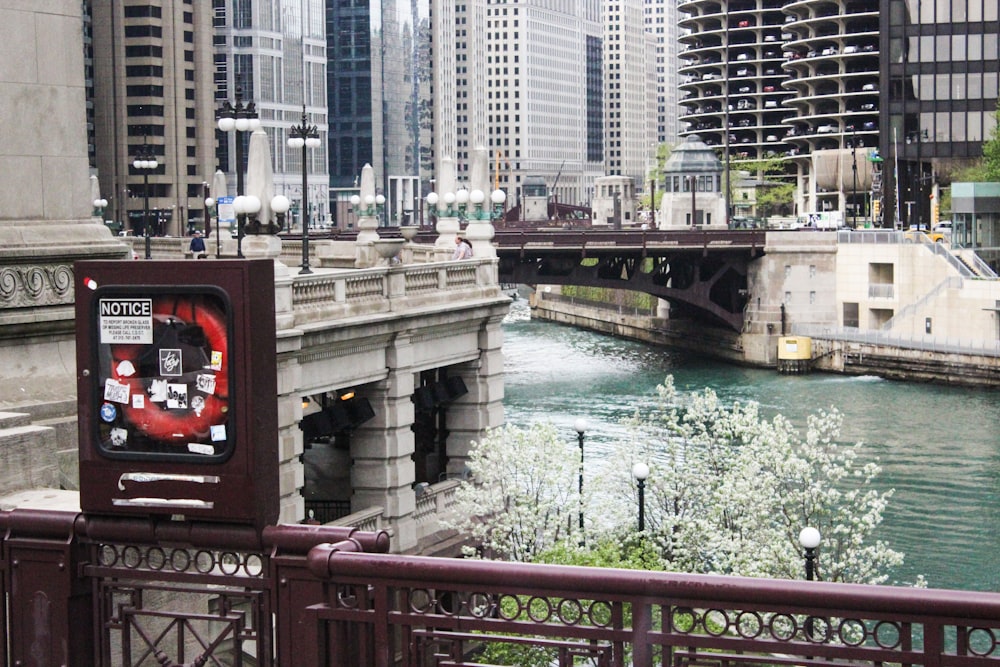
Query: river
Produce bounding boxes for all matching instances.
[501,296,1000,591]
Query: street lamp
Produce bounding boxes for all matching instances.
[455,187,470,221]
[799,526,821,640]
[799,526,821,580]
[232,195,262,256]
[216,89,260,258]
[573,418,587,539]
[632,462,649,532]
[204,196,220,259]
[425,191,442,226]
[132,140,158,259]
[288,104,321,274]
[270,195,291,235]
[351,193,386,218]
[851,126,859,229]
[490,189,507,221]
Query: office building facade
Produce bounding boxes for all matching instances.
[605,0,658,191]
[479,0,604,208]
[213,0,330,228]
[646,0,685,146]
[327,0,433,226]
[90,0,219,236]
[883,0,999,229]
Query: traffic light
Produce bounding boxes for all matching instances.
[872,199,881,217]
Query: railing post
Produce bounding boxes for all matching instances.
[631,601,653,667]
[266,524,390,667]
[3,509,92,666]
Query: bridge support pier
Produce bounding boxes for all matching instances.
[441,315,507,477]
[350,335,419,551]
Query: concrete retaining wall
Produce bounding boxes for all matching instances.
[533,291,1000,388]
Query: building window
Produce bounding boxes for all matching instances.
[843,302,859,328]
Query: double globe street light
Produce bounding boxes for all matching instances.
[217,90,260,258]
[132,140,159,259]
[288,105,321,274]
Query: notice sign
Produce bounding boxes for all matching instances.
[99,298,153,344]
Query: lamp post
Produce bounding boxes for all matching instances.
[425,191,439,227]
[132,139,158,259]
[573,418,587,540]
[688,174,697,227]
[216,89,260,258]
[851,126,859,229]
[799,526,821,640]
[632,462,649,532]
[204,196,220,258]
[288,104,321,274]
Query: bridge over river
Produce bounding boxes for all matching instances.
[492,228,768,330]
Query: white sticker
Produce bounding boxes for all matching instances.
[210,424,227,442]
[166,383,188,409]
[187,443,215,456]
[132,394,145,409]
[103,378,130,404]
[115,359,137,377]
[195,373,216,395]
[149,379,168,402]
[110,427,129,447]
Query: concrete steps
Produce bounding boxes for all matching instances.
[0,410,61,494]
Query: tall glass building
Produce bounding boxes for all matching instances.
[326,0,433,226]
[884,0,999,229]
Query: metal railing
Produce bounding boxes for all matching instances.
[837,230,999,280]
[304,548,1000,667]
[794,323,1000,357]
[540,291,658,317]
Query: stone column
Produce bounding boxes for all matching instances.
[274,268,304,523]
[434,157,460,251]
[444,314,506,476]
[349,333,418,551]
[465,146,497,259]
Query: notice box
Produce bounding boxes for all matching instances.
[75,260,278,529]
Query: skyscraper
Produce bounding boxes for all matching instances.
[605,0,658,190]
[678,0,999,229]
[883,0,999,229]
[326,0,433,225]
[90,0,219,236]
[214,0,330,227]
[645,0,684,146]
[480,0,604,208]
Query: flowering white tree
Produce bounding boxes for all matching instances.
[450,376,913,586]
[596,377,907,584]
[446,423,581,562]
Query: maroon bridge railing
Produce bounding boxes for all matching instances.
[305,548,1000,667]
[5,507,1000,666]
